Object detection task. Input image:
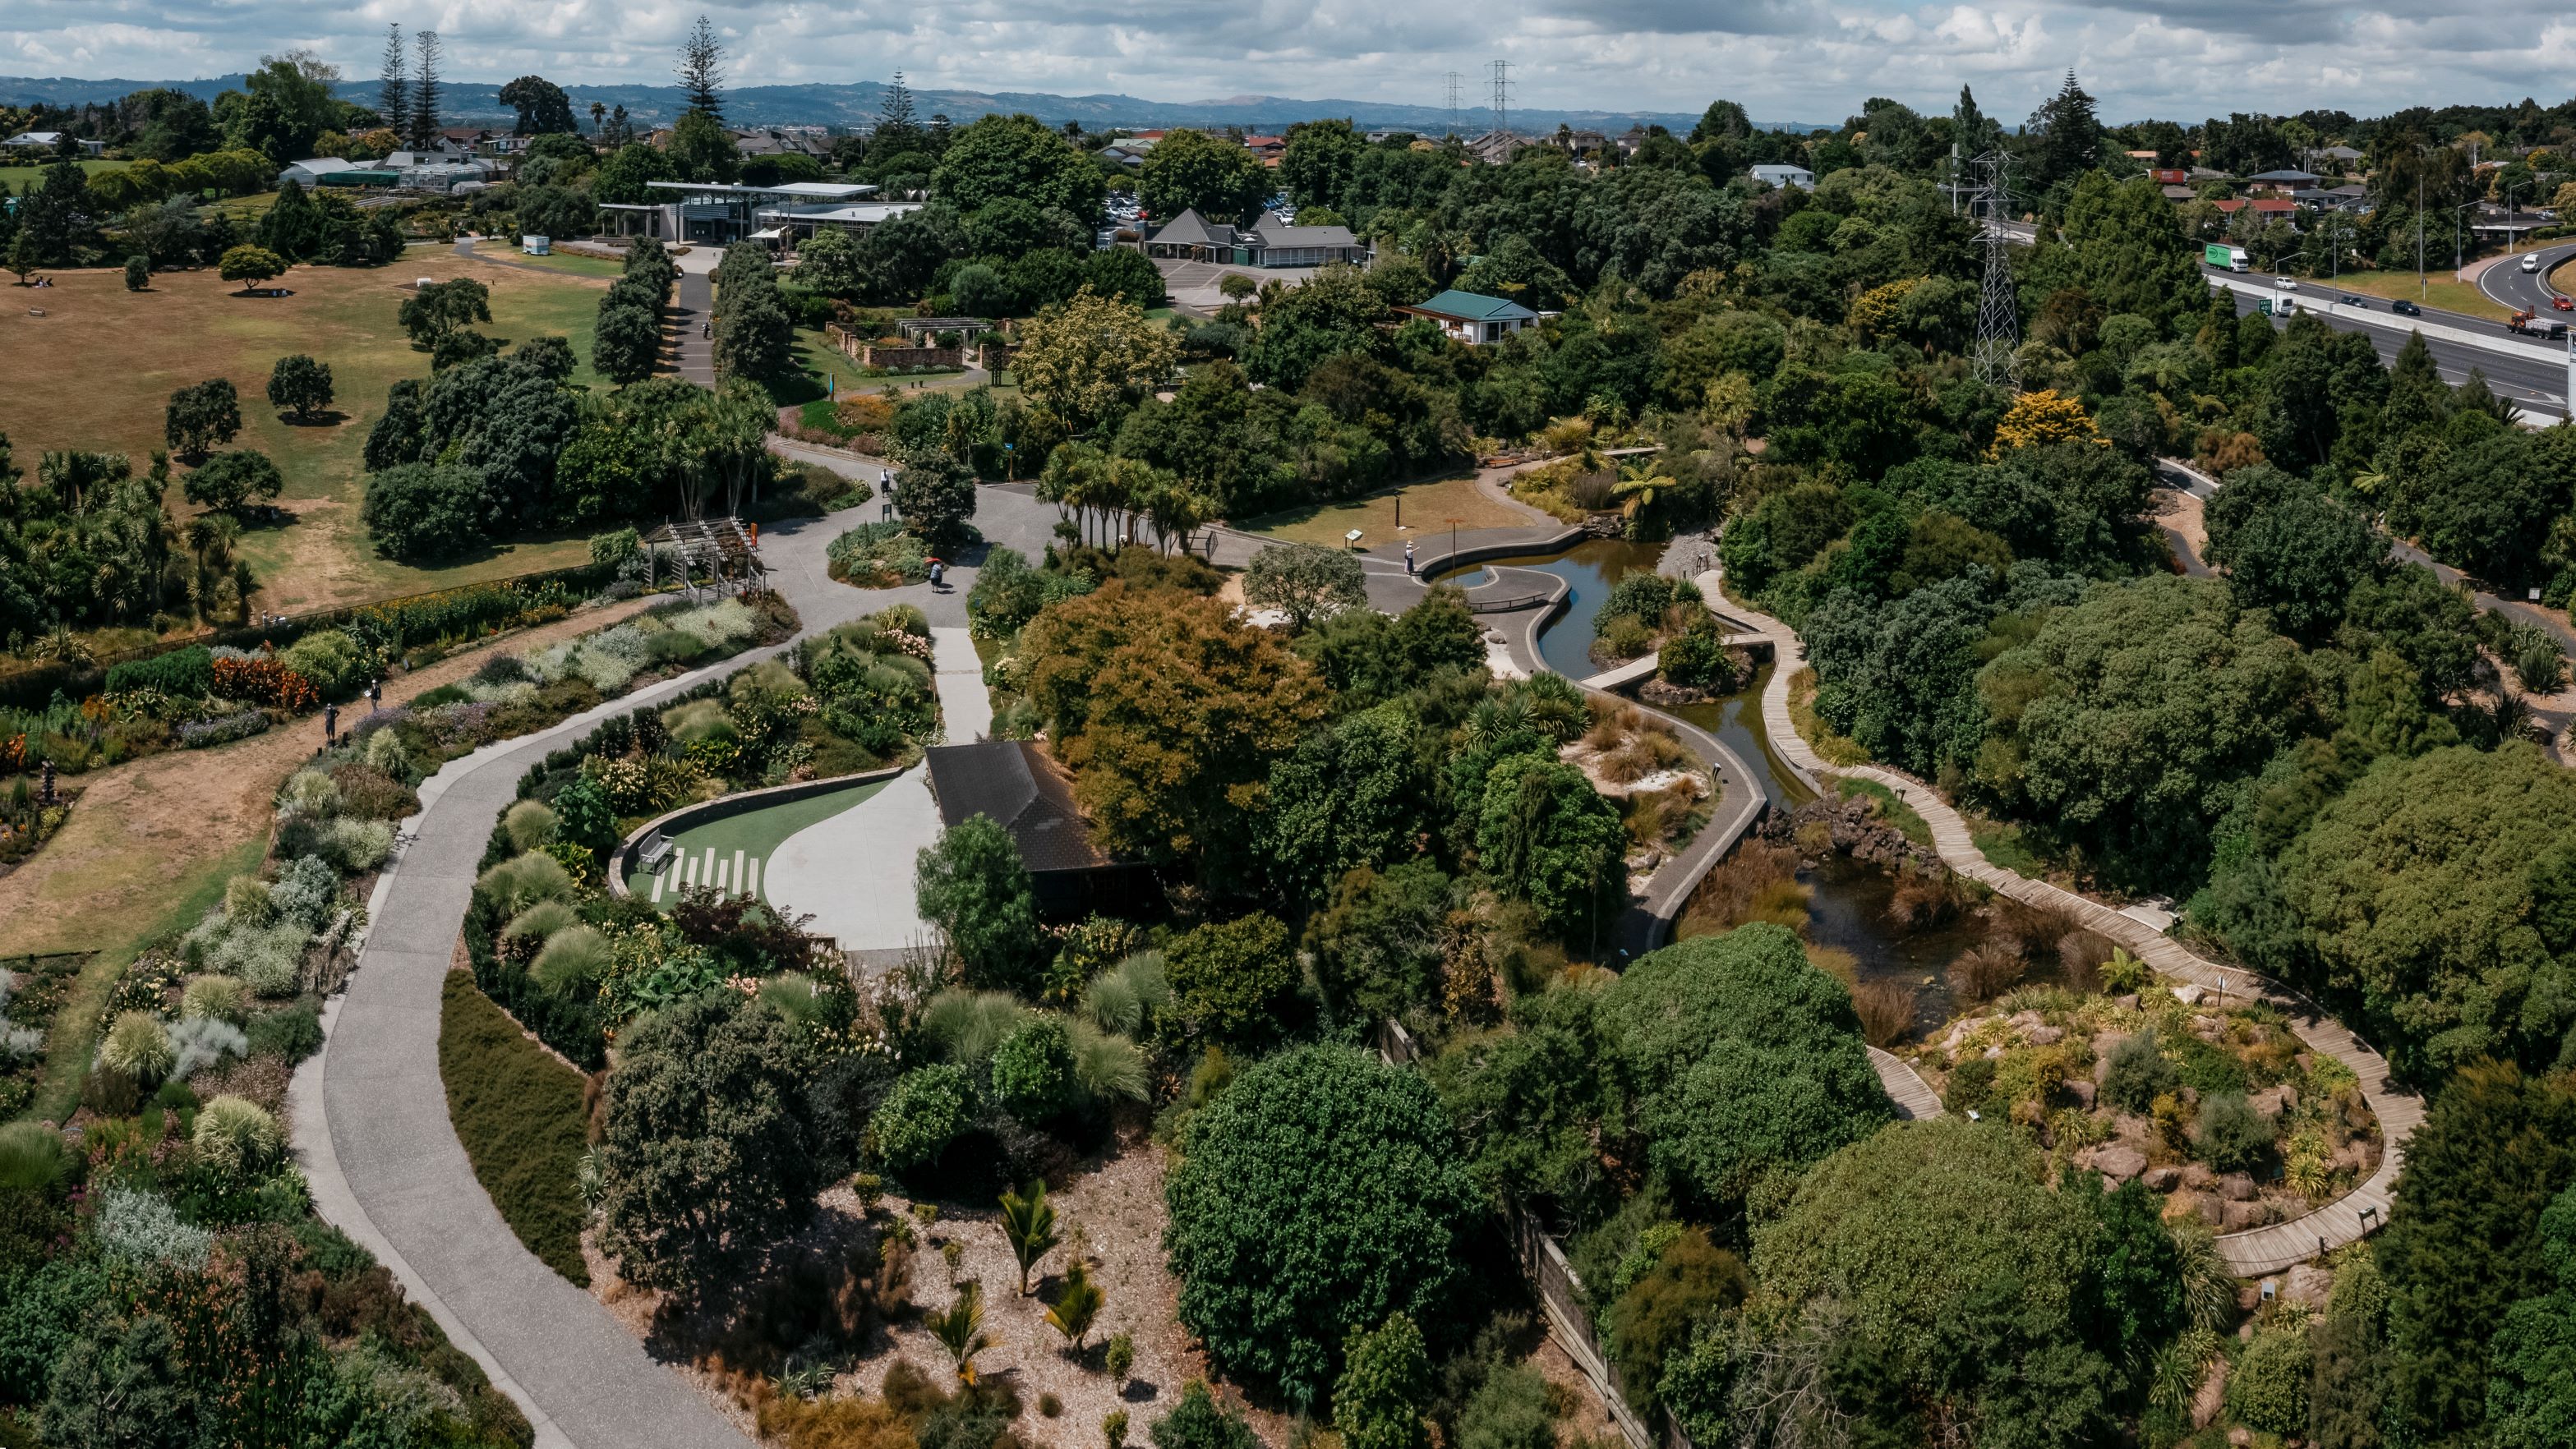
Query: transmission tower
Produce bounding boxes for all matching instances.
[1445,71,1464,138]
[1489,59,1512,139]
[1968,150,2020,390]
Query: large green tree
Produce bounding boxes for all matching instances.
[2489,1181,2576,1448]
[2200,463,2383,642]
[1475,753,1625,945]
[597,991,822,1295]
[1164,1043,1479,1409]
[1280,119,1362,214]
[931,113,1106,224]
[914,814,1044,994]
[1140,128,1269,225]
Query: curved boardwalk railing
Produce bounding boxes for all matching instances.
[1707,570,2423,1276]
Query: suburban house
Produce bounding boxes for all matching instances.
[1096,142,1154,168]
[1749,164,1815,190]
[1396,288,1541,345]
[1465,131,1524,165]
[2245,168,2322,196]
[2303,145,2366,170]
[2,131,106,156]
[1139,208,1372,267]
[922,742,1151,918]
[1244,135,1287,167]
[609,179,906,244]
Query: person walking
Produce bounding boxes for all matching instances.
[1405,539,1417,576]
[323,702,339,750]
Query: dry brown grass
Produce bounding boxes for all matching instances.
[1948,941,2029,1004]
[1678,840,1810,939]
[1852,979,1920,1046]
[1885,863,1971,932]
[2057,930,2114,992]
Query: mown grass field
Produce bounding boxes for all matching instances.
[2315,267,2512,320]
[0,243,609,614]
[0,159,127,191]
[1239,472,1536,547]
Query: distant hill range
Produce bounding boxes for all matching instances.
[0,73,1826,136]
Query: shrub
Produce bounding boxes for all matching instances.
[211,656,320,711]
[989,1018,1077,1123]
[502,800,560,853]
[869,1064,975,1171]
[279,630,373,699]
[2102,1029,2178,1112]
[501,899,580,953]
[477,852,574,917]
[317,818,394,872]
[1166,913,1301,1051]
[180,974,250,1026]
[362,462,494,564]
[1336,1313,1431,1449]
[2225,1323,2310,1435]
[1457,1366,1556,1449]
[440,973,591,1283]
[100,1011,175,1083]
[179,710,268,748]
[1165,1043,1479,1407]
[2194,1091,2271,1171]
[530,926,612,996]
[192,1095,283,1181]
[915,816,1044,994]
[94,1185,213,1267]
[0,1121,71,1194]
[246,1000,323,1063]
[1149,1382,1260,1449]
[106,646,214,699]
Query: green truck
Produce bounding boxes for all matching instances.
[2205,242,2251,272]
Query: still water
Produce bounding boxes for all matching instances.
[1438,538,1668,680]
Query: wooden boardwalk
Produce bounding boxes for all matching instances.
[1871,1046,1946,1120]
[1707,572,2425,1278]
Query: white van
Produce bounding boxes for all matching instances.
[2523,253,2543,274]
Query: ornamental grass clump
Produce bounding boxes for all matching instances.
[193,1094,284,1181]
[100,1011,176,1083]
[180,973,251,1025]
[477,851,574,917]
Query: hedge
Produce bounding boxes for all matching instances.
[439,970,593,1284]
[104,646,213,699]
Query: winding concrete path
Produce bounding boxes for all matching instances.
[296,492,1065,1448]
[1711,571,2424,1277]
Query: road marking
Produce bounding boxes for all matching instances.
[733,850,746,898]
[747,857,760,899]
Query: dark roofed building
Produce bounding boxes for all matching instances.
[923,742,1151,915]
[1139,207,1371,268]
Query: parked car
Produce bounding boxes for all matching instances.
[2274,276,2299,290]
[2393,299,2422,316]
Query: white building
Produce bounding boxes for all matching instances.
[2,131,105,156]
[1749,164,1814,190]
[606,180,910,245]
[279,157,360,187]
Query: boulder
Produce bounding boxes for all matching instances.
[2222,1199,2269,1231]
[2285,1263,2334,1308]
[2067,1079,2098,1109]
[2191,1357,2228,1430]
[2090,1144,2148,1184]
[2219,1172,2259,1202]
[2026,1024,2066,1046]
[2228,1428,2253,1447]
[2173,983,2206,1006]
[2144,1166,2182,1193]
[2008,1010,2045,1033]
[2115,993,2140,1011]
[2182,1162,2216,1190]
[2196,1194,2228,1226]
[2248,1084,2298,1120]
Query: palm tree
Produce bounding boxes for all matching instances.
[998,1179,1060,1295]
[1045,1258,1104,1352]
[929,1281,990,1385]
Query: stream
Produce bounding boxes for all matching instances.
[1499,540,1983,1038]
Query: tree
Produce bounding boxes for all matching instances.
[592,141,678,205]
[2281,744,2576,1075]
[1475,753,1626,945]
[499,75,578,136]
[929,1281,992,1384]
[989,1019,1077,1125]
[1242,263,1389,391]
[931,113,1106,223]
[378,24,408,143]
[597,991,821,1295]
[216,244,286,293]
[408,30,443,150]
[399,276,491,347]
[1150,1382,1260,1449]
[796,223,866,297]
[1086,246,1166,306]
[2201,464,2380,642]
[1753,1118,2112,1443]
[1164,1043,1480,1408]
[868,1064,974,1171]
[1243,542,1366,631]
[164,379,242,458]
[182,450,283,514]
[1306,861,1449,1025]
[676,16,726,121]
[1047,1260,1105,1351]
[2489,1182,2576,1448]
[1014,287,1180,437]
[1022,585,1328,877]
[123,255,150,292]
[1601,925,1894,1209]
[361,462,493,561]
[894,455,979,549]
[1140,129,1269,226]
[265,353,334,421]
[1166,913,1302,1051]
[594,301,661,385]
[2381,1060,2576,1444]
[998,1179,1061,1295]
[712,268,791,379]
[1280,119,1362,214]
[1335,1313,1431,1449]
[1260,706,1429,907]
[2025,68,2104,195]
[514,334,576,382]
[669,107,737,184]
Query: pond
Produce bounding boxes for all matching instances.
[1438,537,1666,680]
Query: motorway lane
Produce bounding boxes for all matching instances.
[2476,241,2576,315]
[2205,269,2574,419]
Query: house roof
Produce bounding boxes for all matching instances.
[3,131,65,145]
[2249,198,2299,213]
[2247,169,2320,183]
[285,157,357,174]
[924,742,1113,874]
[1404,288,1539,323]
[1246,209,1360,248]
[1148,208,1237,247]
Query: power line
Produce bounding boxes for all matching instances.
[1489,59,1511,139]
[1445,71,1463,138]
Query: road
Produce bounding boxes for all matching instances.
[2206,268,2575,420]
[2474,240,2576,316]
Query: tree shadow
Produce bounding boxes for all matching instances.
[278,410,350,428]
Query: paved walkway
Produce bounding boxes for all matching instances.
[1710,570,2426,1277]
[673,272,715,386]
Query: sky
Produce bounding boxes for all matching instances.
[6,0,2572,124]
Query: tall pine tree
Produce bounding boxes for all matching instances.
[408,30,443,150]
[2025,69,2102,196]
[377,25,407,137]
[877,71,919,150]
[677,16,725,120]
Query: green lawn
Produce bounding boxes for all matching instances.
[2315,268,2512,320]
[622,777,887,910]
[0,251,610,614]
[489,248,628,279]
[0,159,127,190]
[1237,472,1537,546]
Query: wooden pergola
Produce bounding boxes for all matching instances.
[640,517,767,598]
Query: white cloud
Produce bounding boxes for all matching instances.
[2,0,2569,124]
